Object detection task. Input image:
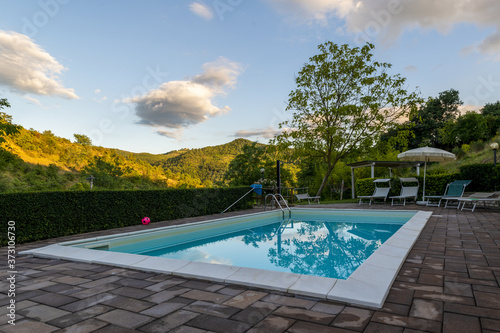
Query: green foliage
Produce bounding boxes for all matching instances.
[273,41,421,196]
[459,164,500,192]
[482,101,500,138]
[74,133,92,146]
[409,89,462,148]
[422,173,460,196]
[439,110,488,149]
[125,138,253,187]
[0,98,21,145]
[355,178,377,196]
[225,142,296,188]
[355,174,460,198]
[0,187,253,245]
[1,115,254,191]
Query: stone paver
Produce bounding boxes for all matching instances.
[139,310,200,332]
[186,313,251,333]
[223,290,267,309]
[96,308,153,329]
[332,307,373,331]
[18,304,71,322]
[140,297,193,318]
[6,204,500,332]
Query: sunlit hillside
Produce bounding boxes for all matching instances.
[0,125,254,192]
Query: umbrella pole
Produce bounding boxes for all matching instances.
[423,160,427,201]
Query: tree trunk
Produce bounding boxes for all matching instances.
[316,164,335,197]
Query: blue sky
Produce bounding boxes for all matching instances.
[0,0,499,154]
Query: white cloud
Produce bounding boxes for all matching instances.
[404,65,418,72]
[189,2,214,20]
[266,0,355,24]
[93,88,107,102]
[266,0,500,59]
[458,104,482,115]
[0,30,78,99]
[233,127,283,139]
[126,57,243,139]
[23,95,43,107]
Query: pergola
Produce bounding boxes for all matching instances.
[347,160,424,199]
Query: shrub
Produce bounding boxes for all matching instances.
[355,173,461,198]
[0,187,252,245]
[459,163,500,192]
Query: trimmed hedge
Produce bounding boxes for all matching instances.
[459,164,500,192]
[355,173,460,198]
[0,187,253,245]
[356,163,500,197]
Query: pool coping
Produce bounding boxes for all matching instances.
[20,208,432,308]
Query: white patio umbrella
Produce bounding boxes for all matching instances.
[398,147,456,202]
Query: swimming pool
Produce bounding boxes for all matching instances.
[22,208,432,308]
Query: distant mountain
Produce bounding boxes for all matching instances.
[115,138,256,186]
[1,123,258,191]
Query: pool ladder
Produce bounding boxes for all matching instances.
[265,194,291,219]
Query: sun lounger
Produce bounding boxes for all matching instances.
[424,180,472,208]
[389,177,419,206]
[358,179,391,205]
[458,192,500,212]
[295,193,320,204]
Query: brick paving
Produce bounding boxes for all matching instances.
[1,204,499,332]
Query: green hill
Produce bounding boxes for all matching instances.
[115,138,255,186]
[0,123,255,191]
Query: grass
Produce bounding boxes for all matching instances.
[428,136,500,174]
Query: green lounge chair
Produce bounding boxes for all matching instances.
[425,180,472,208]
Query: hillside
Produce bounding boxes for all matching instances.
[115,138,255,186]
[0,125,255,191]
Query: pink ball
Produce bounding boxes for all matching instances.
[142,217,150,225]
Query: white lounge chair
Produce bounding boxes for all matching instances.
[358,179,391,205]
[295,193,320,204]
[389,177,419,206]
[458,192,500,212]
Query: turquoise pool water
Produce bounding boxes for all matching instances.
[75,209,415,280]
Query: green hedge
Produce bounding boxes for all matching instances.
[0,187,253,245]
[356,163,500,197]
[459,164,500,192]
[355,173,460,198]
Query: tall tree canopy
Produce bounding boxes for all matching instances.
[273,42,421,196]
[0,98,20,145]
[409,89,462,148]
[481,101,500,138]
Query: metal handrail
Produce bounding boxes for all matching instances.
[265,193,291,219]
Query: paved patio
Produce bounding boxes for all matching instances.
[1,204,499,332]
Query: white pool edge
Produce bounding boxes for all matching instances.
[20,209,432,308]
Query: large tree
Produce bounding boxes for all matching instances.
[409,89,462,148]
[0,98,20,145]
[481,101,500,138]
[273,42,421,196]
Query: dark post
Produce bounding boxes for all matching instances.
[86,175,95,189]
[491,142,499,167]
[277,160,281,195]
